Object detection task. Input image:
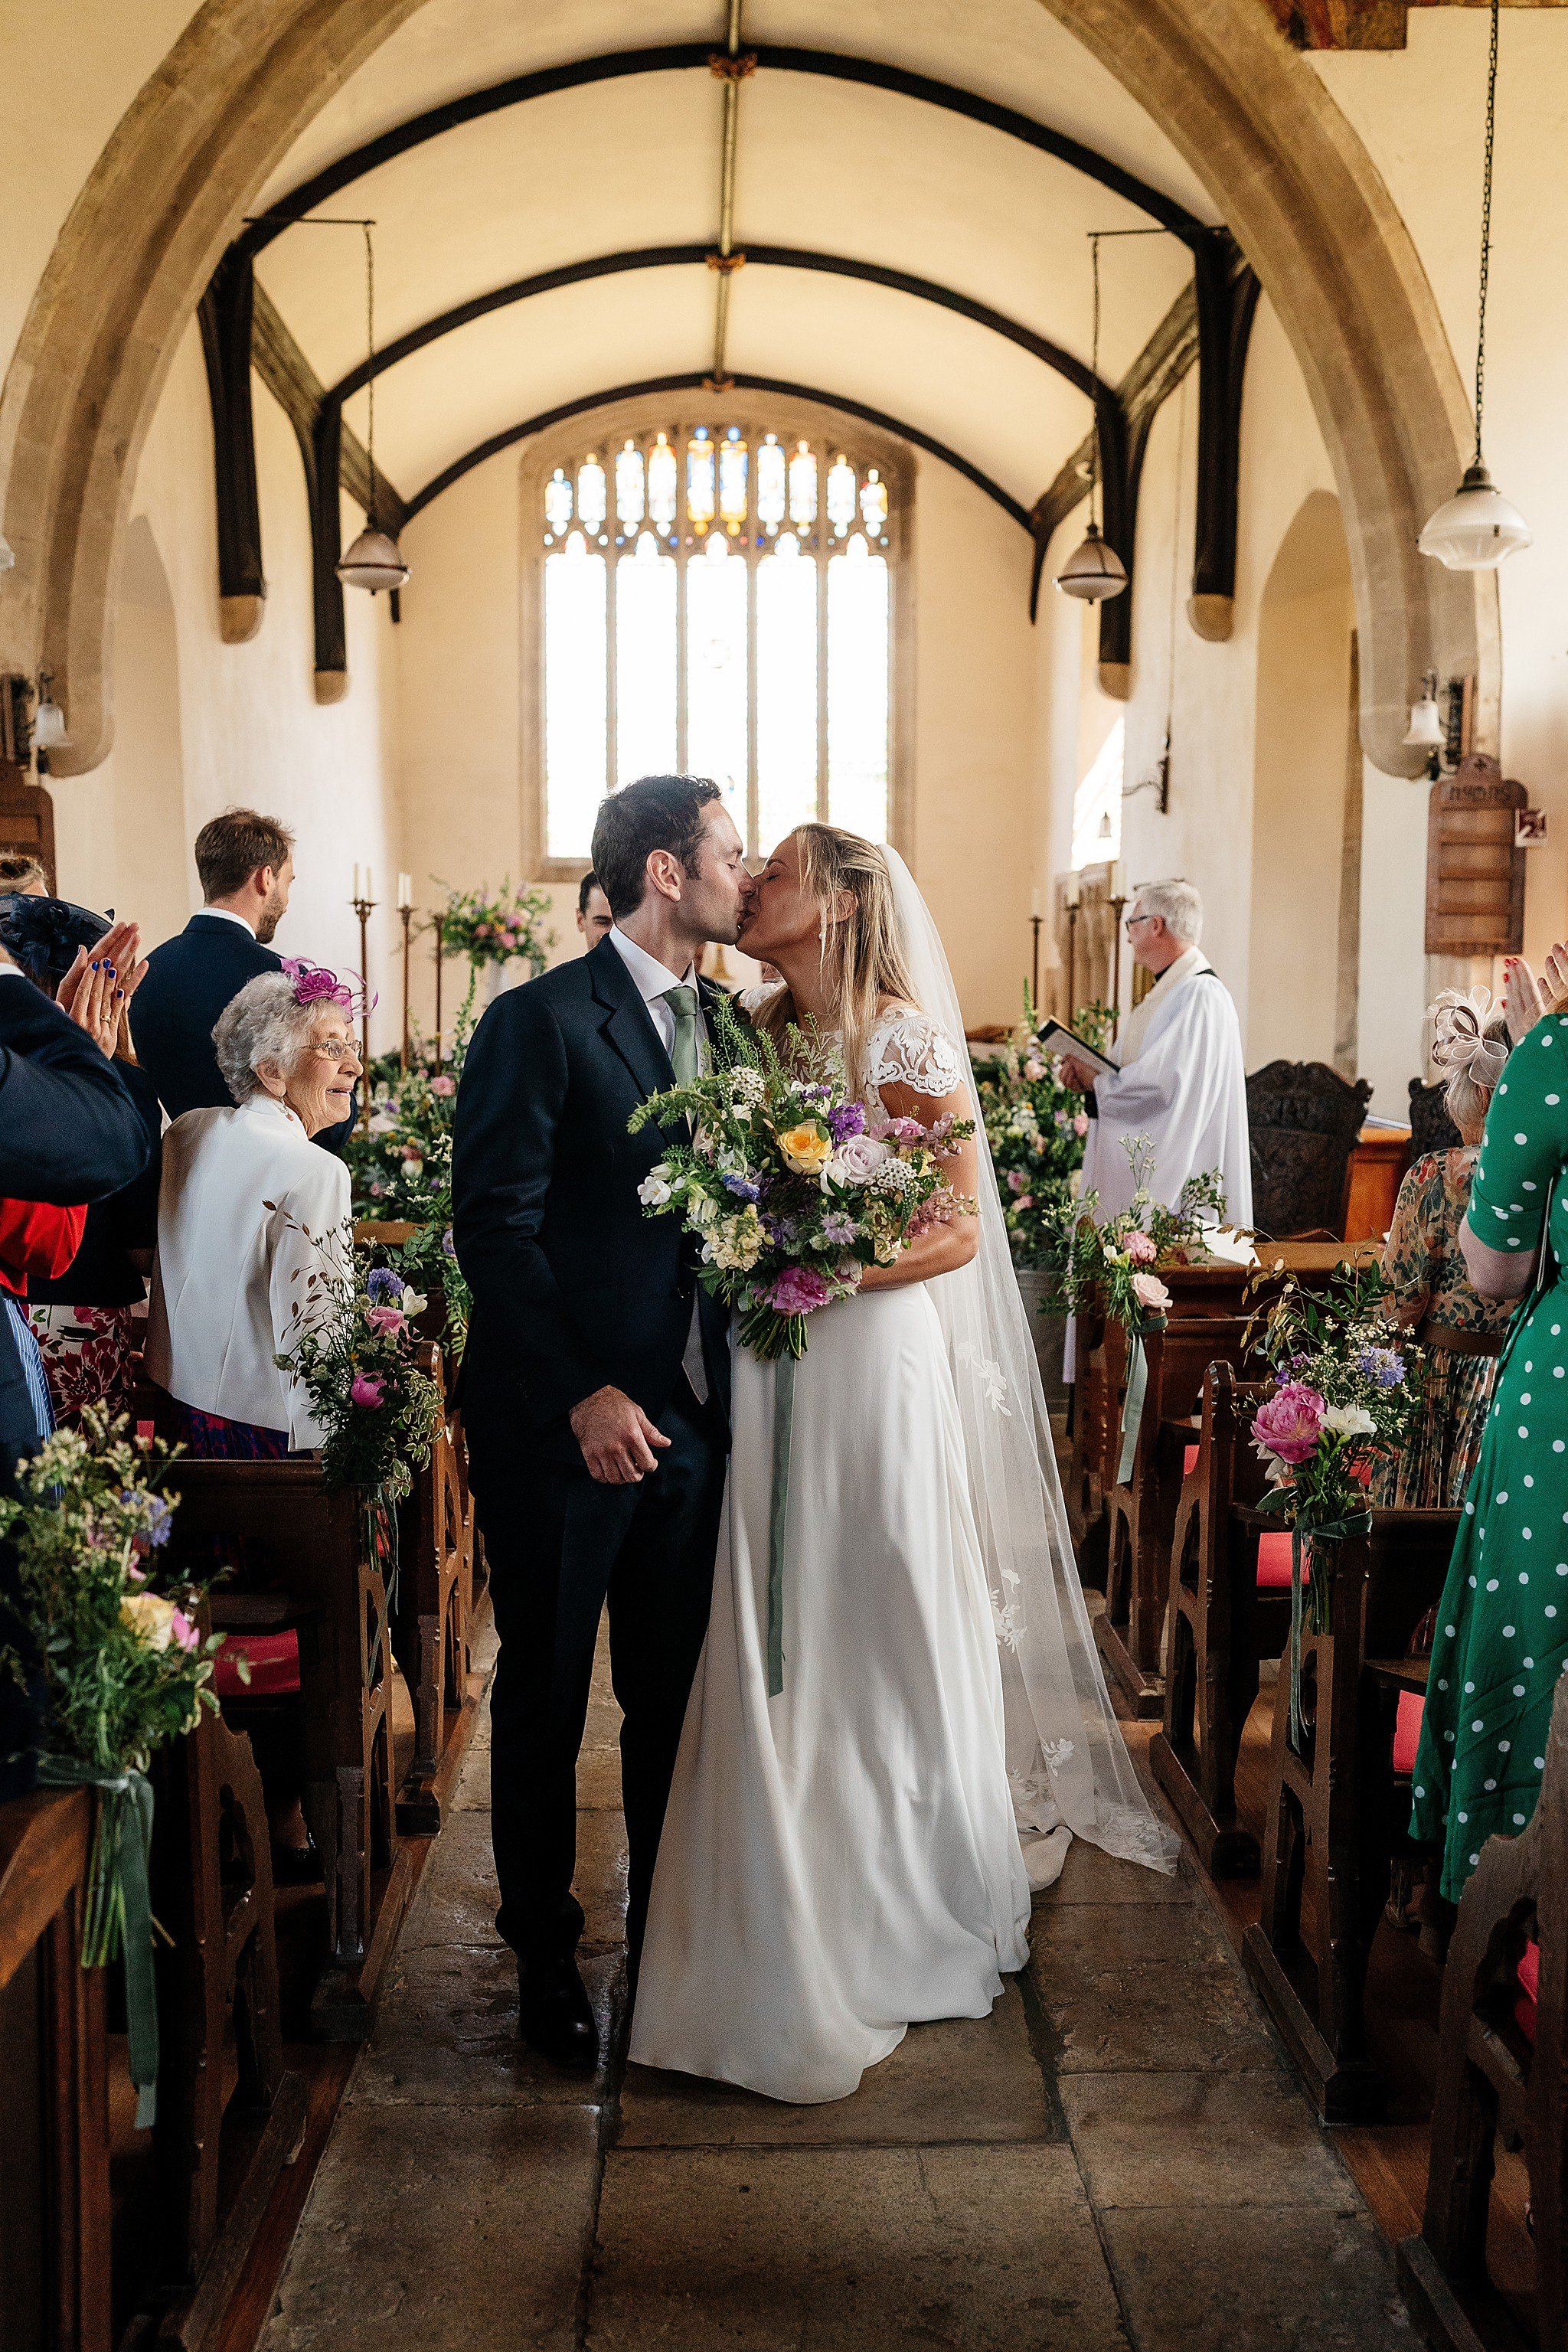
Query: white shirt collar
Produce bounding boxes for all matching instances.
[609,923,697,1004]
[201,904,256,936]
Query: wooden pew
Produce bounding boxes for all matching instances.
[1240,1507,1460,2119]
[1098,1306,1253,1717]
[0,1787,111,2352]
[1397,1674,1568,2352]
[393,1351,482,1834]
[1148,1363,1294,1876]
[146,1708,306,2352]
[160,1462,413,2040]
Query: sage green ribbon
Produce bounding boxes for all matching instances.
[767,1354,795,1697]
[35,1756,158,2128]
[1114,1315,1166,1486]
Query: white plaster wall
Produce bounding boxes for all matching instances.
[51,328,407,1056]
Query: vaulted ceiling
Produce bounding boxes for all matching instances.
[240,0,1222,518]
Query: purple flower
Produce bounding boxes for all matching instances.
[827,1102,866,1142]
[821,1210,858,1246]
[367,1266,402,1302]
[722,1172,761,1202]
[766,1266,835,1316]
[1355,1346,1406,1389]
[142,1495,172,1548]
[442,1228,456,1257]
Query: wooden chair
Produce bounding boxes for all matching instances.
[1397,1673,1568,2352]
[1240,1506,1460,2118]
[1148,1362,1295,1876]
[393,1352,477,1834]
[148,1708,307,2352]
[160,1461,413,2040]
[1098,1311,1253,1717]
[1246,1059,1374,1240]
[1408,1074,1462,1161]
[0,1787,111,2352]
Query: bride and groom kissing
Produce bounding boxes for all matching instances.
[451,773,1174,2107]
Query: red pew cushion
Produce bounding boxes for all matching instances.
[1517,1938,1540,2044]
[214,1628,300,1697]
[1392,1690,1424,1776]
[1184,1443,1200,1476]
[1256,1531,1305,1589]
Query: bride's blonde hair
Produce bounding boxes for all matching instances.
[754,824,920,1093]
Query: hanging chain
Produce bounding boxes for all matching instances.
[1473,0,1500,465]
[1089,233,1102,531]
[363,222,378,522]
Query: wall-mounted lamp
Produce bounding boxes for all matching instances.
[32,671,70,760]
[1402,671,1446,772]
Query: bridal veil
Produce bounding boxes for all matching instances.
[881,846,1178,1883]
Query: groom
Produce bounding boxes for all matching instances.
[452,775,751,2068]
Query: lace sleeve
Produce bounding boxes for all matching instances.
[865,1008,965,1098]
[737,981,786,1016]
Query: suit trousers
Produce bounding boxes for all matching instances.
[476,1383,727,1965]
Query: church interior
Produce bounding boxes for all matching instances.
[5,2,1568,2348]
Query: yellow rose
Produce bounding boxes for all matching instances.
[777,1121,834,1178]
[121,1590,176,1651]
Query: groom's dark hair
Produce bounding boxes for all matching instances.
[592,774,724,920]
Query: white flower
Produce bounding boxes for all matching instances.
[400,1289,428,1315]
[831,1132,891,1187]
[693,1126,718,1162]
[1323,1401,1376,1439]
[637,1165,675,1207]
[727,1067,766,1108]
[688,1189,720,1230]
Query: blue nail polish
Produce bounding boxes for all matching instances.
[90,960,100,971]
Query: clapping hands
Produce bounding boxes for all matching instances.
[56,919,148,1057]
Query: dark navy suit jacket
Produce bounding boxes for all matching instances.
[130,912,354,1149]
[452,936,731,1472]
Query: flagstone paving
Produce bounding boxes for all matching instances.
[257,1634,1414,2352]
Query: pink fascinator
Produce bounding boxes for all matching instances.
[280,957,376,1016]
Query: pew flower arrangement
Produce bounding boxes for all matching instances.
[1051,1135,1230,1330]
[347,1035,472,1343]
[0,1410,227,2125]
[629,994,975,1364]
[1248,1262,1421,1743]
[273,1220,444,1506]
[975,993,1112,1269]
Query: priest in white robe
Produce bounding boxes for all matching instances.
[1058,879,1252,1376]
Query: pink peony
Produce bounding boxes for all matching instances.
[1130,1270,1171,1313]
[1252,1381,1326,1465]
[1124,1229,1157,1265]
[1073,1112,1089,1137]
[170,1607,201,1654]
[366,1305,406,1335]
[430,1073,456,1096]
[766,1266,835,1316]
[351,1374,386,1409]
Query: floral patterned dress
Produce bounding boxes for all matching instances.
[1369,1147,1512,1509]
[1410,1017,1568,1901]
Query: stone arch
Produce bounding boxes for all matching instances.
[0,0,1492,778]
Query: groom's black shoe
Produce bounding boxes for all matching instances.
[518,1951,599,2072]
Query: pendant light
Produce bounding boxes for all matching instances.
[1418,0,1530,571]
[32,670,70,753]
[338,222,410,594]
[1057,236,1128,604]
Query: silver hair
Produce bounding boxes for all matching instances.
[212,972,330,1104]
[1133,877,1203,946]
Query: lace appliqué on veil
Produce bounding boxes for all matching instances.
[956,1341,1012,1417]
[864,1009,964,1101]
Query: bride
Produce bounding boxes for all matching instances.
[628,825,1174,2104]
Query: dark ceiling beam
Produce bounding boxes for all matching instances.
[325,243,1109,408]
[402,372,1034,529]
[235,43,1204,263]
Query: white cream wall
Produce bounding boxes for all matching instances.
[394,440,1043,1035]
[50,328,407,1057]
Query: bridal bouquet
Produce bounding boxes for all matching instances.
[629,995,975,1361]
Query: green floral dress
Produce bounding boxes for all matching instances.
[1410,1016,1568,1901]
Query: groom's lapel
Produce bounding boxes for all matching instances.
[587,936,676,1102]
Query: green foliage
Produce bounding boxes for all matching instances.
[1054,1134,1230,1331]
[273,1221,444,1506]
[347,1020,471,1343]
[975,994,1111,1269]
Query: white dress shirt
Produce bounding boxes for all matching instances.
[145,1095,351,1445]
[199,904,258,936]
[607,924,711,1402]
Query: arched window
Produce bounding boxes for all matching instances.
[526,409,906,874]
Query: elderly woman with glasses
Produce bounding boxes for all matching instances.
[146,962,362,1457]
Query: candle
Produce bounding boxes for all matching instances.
[1063,871,1081,910]
[398,872,413,912]
[352,863,361,900]
[364,867,373,903]
[1111,859,1127,903]
[1031,888,1042,920]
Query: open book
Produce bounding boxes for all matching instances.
[1036,1018,1119,1080]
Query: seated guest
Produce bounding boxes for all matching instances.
[132,807,356,1148]
[1370,988,1513,1508]
[146,965,360,1455]
[576,869,613,950]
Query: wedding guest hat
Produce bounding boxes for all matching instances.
[0,892,110,991]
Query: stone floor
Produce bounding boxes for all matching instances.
[257,1630,1416,2351]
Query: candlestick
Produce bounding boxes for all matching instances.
[1031,887,1042,920]
[1110,886,1129,1040]
[351,888,375,1120]
[1067,900,1080,1027]
[400,903,413,1073]
[432,910,446,1073]
[1029,913,1043,1013]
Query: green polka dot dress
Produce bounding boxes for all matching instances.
[1410,1014,1568,1903]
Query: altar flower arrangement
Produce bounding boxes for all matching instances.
[1247,1261,1420,1741]
[273,1220,443,1506]
[629,995,975,1361]
[974,992,1112,1269]
[435,878,555,975]
[0,1410,229,2122]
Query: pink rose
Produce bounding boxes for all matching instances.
[1073,1112,1089,1137]
[766,1266,835,1316]
[366,1305,406,1335]
[430,1073,456,1096]
[1252,1381,1325,1465]
[1130,1270,1171,1313]
[832,1132,891,1186]
[1124,1230,1157,1265]
[351,1374,386,1409]
[170,1607,201,1654]
[1007,1170,1027,1194]
[1014,1194,1033,1211]
[1023,1056,1046,1082]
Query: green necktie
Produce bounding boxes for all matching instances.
[661,983,701,1086]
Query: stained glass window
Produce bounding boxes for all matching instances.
[538,422,899,864]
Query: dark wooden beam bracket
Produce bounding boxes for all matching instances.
[198,252,266,645]
[1189,231,1261,642]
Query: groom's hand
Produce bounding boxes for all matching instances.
[570,1386,672,1484]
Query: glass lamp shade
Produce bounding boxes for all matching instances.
[1402,686,1445,753]
[1417,462,1532,571]
[1054,522,1128,603]
[32,694,70,751]
[336,527,410,593]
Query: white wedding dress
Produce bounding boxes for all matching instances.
[629,858,1175,2105]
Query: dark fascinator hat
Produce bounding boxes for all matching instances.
[0,893,111,991]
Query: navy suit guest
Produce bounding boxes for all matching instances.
[130,806,355,1149]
